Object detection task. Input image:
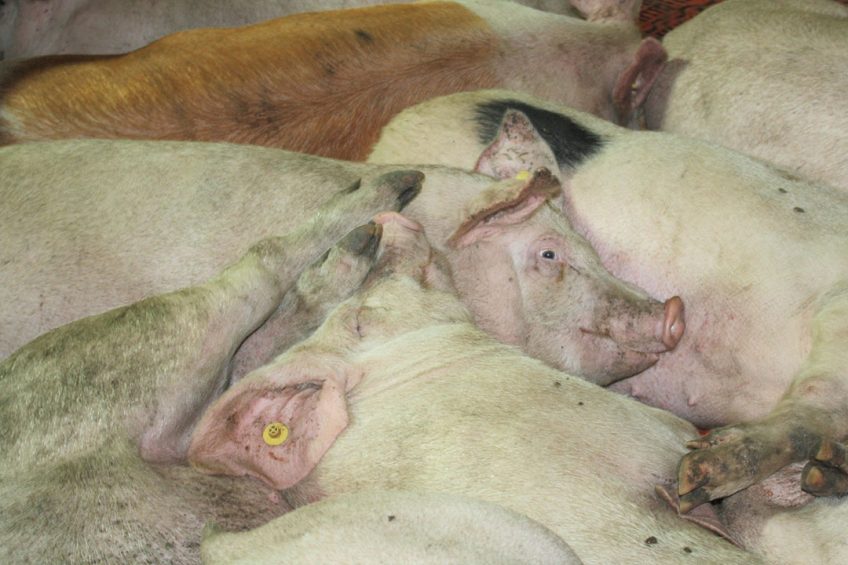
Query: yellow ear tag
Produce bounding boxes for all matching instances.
[262,422,289,446]
[515,170,531,181]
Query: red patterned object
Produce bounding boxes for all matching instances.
[640,0,848,38]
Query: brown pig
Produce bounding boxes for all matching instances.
[0,0,665,155]
[0,186,401,563]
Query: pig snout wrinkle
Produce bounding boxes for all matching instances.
[661,296,685,350]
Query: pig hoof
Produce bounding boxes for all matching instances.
[813,438,848,470]
[801,440,848,497]
[801,461,848,497]
[677,426,789,511]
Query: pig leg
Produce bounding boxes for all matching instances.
[801,439,848,496]
[677,285,848,511]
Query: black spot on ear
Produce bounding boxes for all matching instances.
[645,536,658,545]
[387,515,396,522]
[793,207,805,214]
[778,188,788,194]
[354,29,374,43]
[474,99,604,169]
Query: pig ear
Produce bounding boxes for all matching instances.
[448,168,561,248]
[187,356,361,491]
[475,110,560,180]
[613,37,667,124]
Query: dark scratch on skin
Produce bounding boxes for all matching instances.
[354,29,374,43]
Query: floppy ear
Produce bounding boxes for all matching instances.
[475,110,560,180]
[188,355,361,490]
[613,37,667,124]
[448,168,561,248]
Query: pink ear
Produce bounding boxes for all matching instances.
[475,110,560,180]
[187,359,356,490]
[448,168,561,248]
[613,37,667,124]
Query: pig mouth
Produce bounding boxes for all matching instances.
[579,327,666,357]
[577,327,663,383]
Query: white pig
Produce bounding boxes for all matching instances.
[1,141,682,385]
[201,490,583,564]
[643,0,848,191]
[0,188,400,563]
[189,201,757,565]
[367,88,848,511]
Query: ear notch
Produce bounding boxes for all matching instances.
[187,358,358,491]
[448,168,561,249]
[475,109,560,181]
[613,37,667,124]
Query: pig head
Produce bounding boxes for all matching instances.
[441,152,684,384]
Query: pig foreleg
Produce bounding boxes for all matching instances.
[676,284,848,512]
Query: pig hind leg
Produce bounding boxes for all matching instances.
[677,284,848,511]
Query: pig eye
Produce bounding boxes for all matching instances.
[540,249,557,261]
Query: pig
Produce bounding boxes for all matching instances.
[0,0,632,60]
[366,88,848,512]
[642,0,848,191]
[0,181,404,564]
[0,0,665,156]
[0,140,682,385]
[201,490,583,564]
[188,205,758,565]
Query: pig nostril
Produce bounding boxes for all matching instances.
[662,296,685,350]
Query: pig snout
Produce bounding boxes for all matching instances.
[605,295,686,355]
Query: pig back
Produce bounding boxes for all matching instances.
[286,324,755,564]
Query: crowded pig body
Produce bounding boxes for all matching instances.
[190,212,756,565]
[0,0,589,60]
[643,0,848,191]
[1,141,682,386]
[0,0,665,156]
[201,490,583,564]
[0,185,404,563]
[368,89,848,508]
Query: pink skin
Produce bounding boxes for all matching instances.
[445,169,684,385]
